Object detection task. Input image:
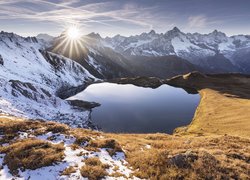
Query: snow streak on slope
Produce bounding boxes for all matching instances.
[0,128,139,180]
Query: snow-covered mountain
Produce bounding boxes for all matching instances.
[0,31,97,127]
[49,32,134,79]
[103,27,250,73]
[49,27,250,80]
[49,31,204,79]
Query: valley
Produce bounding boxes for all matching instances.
[0,29,249,179]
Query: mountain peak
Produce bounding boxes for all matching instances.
[86,32,102,39]
[172,27,181,33]
[149,30,156,35]
[165,27,182,37]
[210,29,227,38]
[213,29,218,33]
[211,29,225,35]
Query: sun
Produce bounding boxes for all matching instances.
[67,26,80,40]
[52,24,88,59]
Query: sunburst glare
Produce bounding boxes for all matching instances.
[67,26,80,40]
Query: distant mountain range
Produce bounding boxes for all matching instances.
[42,27,250,79]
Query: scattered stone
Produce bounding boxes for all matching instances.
[0,54,3,65]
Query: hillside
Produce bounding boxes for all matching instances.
[167,72,250,137]
[0,116,249,179]
[0,73,250,179]
[0,31,97,128]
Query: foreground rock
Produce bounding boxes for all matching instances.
[67,100,101,109]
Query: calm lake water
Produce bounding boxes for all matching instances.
[69,83,200,133]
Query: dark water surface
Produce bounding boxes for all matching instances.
[69,83,200,133]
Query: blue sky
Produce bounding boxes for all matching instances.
[0,0,249,37]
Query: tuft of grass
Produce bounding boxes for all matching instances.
[61,166,76,176]
[43,121,69,133]
[110,172,127,178]
[0,118,69,144]
[87,139,123,156]
[70,128,100,147]
[84,157,110,169]
[0,138,64,176]
[80,165,108,180]
[0,119,44,144]
[74,136,91,145]
[84,157,102,166]
[80,157,109,180]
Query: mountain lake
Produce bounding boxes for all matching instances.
[68,82,200,133]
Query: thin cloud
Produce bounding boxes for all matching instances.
[0,0,168,33]
[187,15,221,31]
[188,15,207,28]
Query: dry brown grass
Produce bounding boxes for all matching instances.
[0,138,64,176]
[0,117,69,145]
[69,128,100,147]
[61,166,76,176]
[110,172,127,178]
[84,157,110,169]
[43,121,69,134]
[80,165,108,180]
[184,89,250,137]
[108,133,250,179]
[84,157,102,166]
[87,138,123,156]
[0,117,43,144]
[80,157,109,180]
[1,115,249,179]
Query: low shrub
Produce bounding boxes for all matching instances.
[0,138,64,176]
[61,166,76,176]
[80,157,110,180]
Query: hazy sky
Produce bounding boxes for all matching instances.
[0,0,249,37]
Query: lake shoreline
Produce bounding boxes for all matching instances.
[67,82,199,134]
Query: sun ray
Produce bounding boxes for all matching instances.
[52,37,68,52]
[69,39,73,58]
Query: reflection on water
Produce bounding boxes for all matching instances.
[69,83,200,133]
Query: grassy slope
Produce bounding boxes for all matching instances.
[188,89,250,137]
[0,116,250,179]
[168,72,250,138]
